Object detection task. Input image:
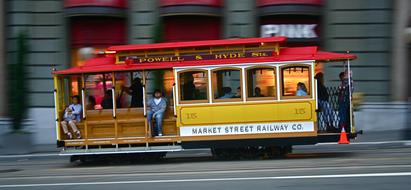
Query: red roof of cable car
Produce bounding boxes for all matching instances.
[53,38,356,75]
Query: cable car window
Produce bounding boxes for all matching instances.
[212,68,242,101]
[179,70,208,102]
[84,73,114,110]
[246,67,276,99]
[115,72,144,108]
[281,65,311,98]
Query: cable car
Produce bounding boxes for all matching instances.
[52,37,357,160]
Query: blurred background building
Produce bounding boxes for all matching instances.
[0,0,409,145]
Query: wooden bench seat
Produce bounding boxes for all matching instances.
[117,118,145,124]
[61,106,177,140]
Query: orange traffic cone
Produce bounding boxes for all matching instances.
[338,127,350,144]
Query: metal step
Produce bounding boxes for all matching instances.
[60,145,183,156]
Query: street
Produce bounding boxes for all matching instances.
[0,142,410,190]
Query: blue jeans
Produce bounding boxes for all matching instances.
[147,111,164,136]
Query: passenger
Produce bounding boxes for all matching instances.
[101,90,113,109]
[86,96,96,110]
[147,89,167,137]
[61,95,82,139]
[233,87,241,98]
[123,77,143,107]
[315,73,336,132]
[338,71,351,131]
[296,82,308,96]
[254,87,264,97]
[219,87,234,99]
[182,74,196,100]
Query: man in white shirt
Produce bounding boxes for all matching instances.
[61,95,82,139]
[147,89,167,137]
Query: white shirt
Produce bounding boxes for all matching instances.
[68,104,82,122]
[69,104,82,115]
[154,98,162,105]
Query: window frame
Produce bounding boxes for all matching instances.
[245,65,278,101]
[279,64,313,100]
[211,67,243,103]
[177,69,210,104]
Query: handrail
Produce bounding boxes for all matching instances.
[347,55,353,133]
[111,88,116,118]
[172,83,177,116]
[53,89,59,139]
[143,85,147,117]
[314,79,318,111]
[81,88,86,119]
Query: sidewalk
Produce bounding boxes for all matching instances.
[352,130,410,142]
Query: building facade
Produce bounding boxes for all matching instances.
[1,0,409,144]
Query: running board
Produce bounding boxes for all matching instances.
[59,145,183,156]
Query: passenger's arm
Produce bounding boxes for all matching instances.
[154,100,167,115]
[72,105,82,115]
[63,111,68,120]
[147,99,152,107]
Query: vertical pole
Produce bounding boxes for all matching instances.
[207,69,213,103]
[172,84,177,116]
[81,75,86,120]
[112,72,118,147]
[142,71,149,147]
[174,69,180,137]
[174,69,179,106]
[347,56,354,133]
[313,61,319,132]
[315,78,319,132]
[111,88,116,118]
[143,85,147,117]
[276,65,281,99]
[81,74,88,145]
[242,67,247,102]
[53,76,60,141]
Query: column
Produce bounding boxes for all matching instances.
[391,0,409,101]
[224,0,256,38]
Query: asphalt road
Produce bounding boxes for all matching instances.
[0,142,410,190]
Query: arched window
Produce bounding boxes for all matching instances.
[178,70,208,103]
[246,67,276,100]
[281,65,311,99]
[212,68,242,102]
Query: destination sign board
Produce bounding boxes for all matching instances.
[118,50,274,64]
